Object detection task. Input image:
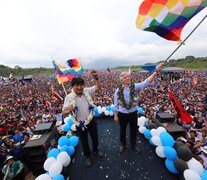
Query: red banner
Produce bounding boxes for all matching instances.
[168,91,193,124]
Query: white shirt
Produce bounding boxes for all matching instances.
[63,86,96,121]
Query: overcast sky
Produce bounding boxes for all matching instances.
[0,0,206,69]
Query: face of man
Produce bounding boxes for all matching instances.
[73,84,84,96]
[121,72,131,86]
[7,159,14,167]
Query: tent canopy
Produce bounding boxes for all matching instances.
[161,67,184,72]
[140,64,157,73]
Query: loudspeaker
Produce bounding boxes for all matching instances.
[23,128,58,176]
[156,112,175,123]
[152,117,185,139]
[34,122,54,134]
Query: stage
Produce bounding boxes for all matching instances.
[66,117,179,180]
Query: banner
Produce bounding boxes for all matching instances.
[168,91,193,124]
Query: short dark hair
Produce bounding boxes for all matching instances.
[71,77,84,87]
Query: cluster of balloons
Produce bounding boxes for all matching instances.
[62,116,77,133]
[93,105,115,117]
[137,116,207,180]
[35,134,79,180]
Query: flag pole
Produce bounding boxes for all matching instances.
[165,14,207,62]
[61,83,68,96]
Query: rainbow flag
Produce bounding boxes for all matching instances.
[136,0,207,41]
[52,60,83,84]
[67,58,84,74]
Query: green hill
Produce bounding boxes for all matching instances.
[113,56,207,71]
[0,56,206,77]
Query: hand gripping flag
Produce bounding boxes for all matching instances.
[136,0,207,41]
[168,91,193,124]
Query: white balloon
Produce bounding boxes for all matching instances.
[64,117,69,124]
[98,109,102,114]
[70,124,77,131]
[187,157,204,176]
[36,174,51,180]
[138,126,146,134]
[109,111,113,116]
[156,127,166,136]
[49,161,63,177]
[183,169,201,180]
[137,116,147,127]
[102,107,106,112]
[155,146,166,158]
[105,110,109,116]
[43,157,57,171]
[151,136,162,146]
[150,129,157,136]
[57,152,71,167]
[97,106,102,110]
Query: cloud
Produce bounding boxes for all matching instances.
[0,0,206,68]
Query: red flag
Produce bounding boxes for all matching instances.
[168,91,193,124]
[192,76,198,87]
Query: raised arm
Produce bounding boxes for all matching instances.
[91,70,101,91]
[147,62,165,83]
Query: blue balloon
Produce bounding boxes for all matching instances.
[68,136,79,147]
[47,148,59,158]
[62,124,70,132]
[164,146,177,160]
[165,159,179,174]
[149,138,156,146]
[110,106,114,112]
[143,129,152,139]
[58,136,69,147]
[67,145,75,156]
[93,107,98,113]
[106,106,111,111]
[160,132,175,147]
[67,118,74,126]
[137,107,144,115]
[53,174,64,180]
[202,169,207,180]
[94,111,100,117]
[59,145,69,153]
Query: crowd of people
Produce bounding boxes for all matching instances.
[0,68,207,178]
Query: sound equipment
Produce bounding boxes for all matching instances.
[33,122,54,134]
[156,112,175,123]
[23,124,58,176]
[152,113,185,139]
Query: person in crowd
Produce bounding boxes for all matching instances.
[48,139,57,151]
[2,156,24,180]
[62,70,103,167]
[0,145,8,178]
[114,63,165,153]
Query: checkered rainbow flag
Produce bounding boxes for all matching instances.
[136,0,207,41]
